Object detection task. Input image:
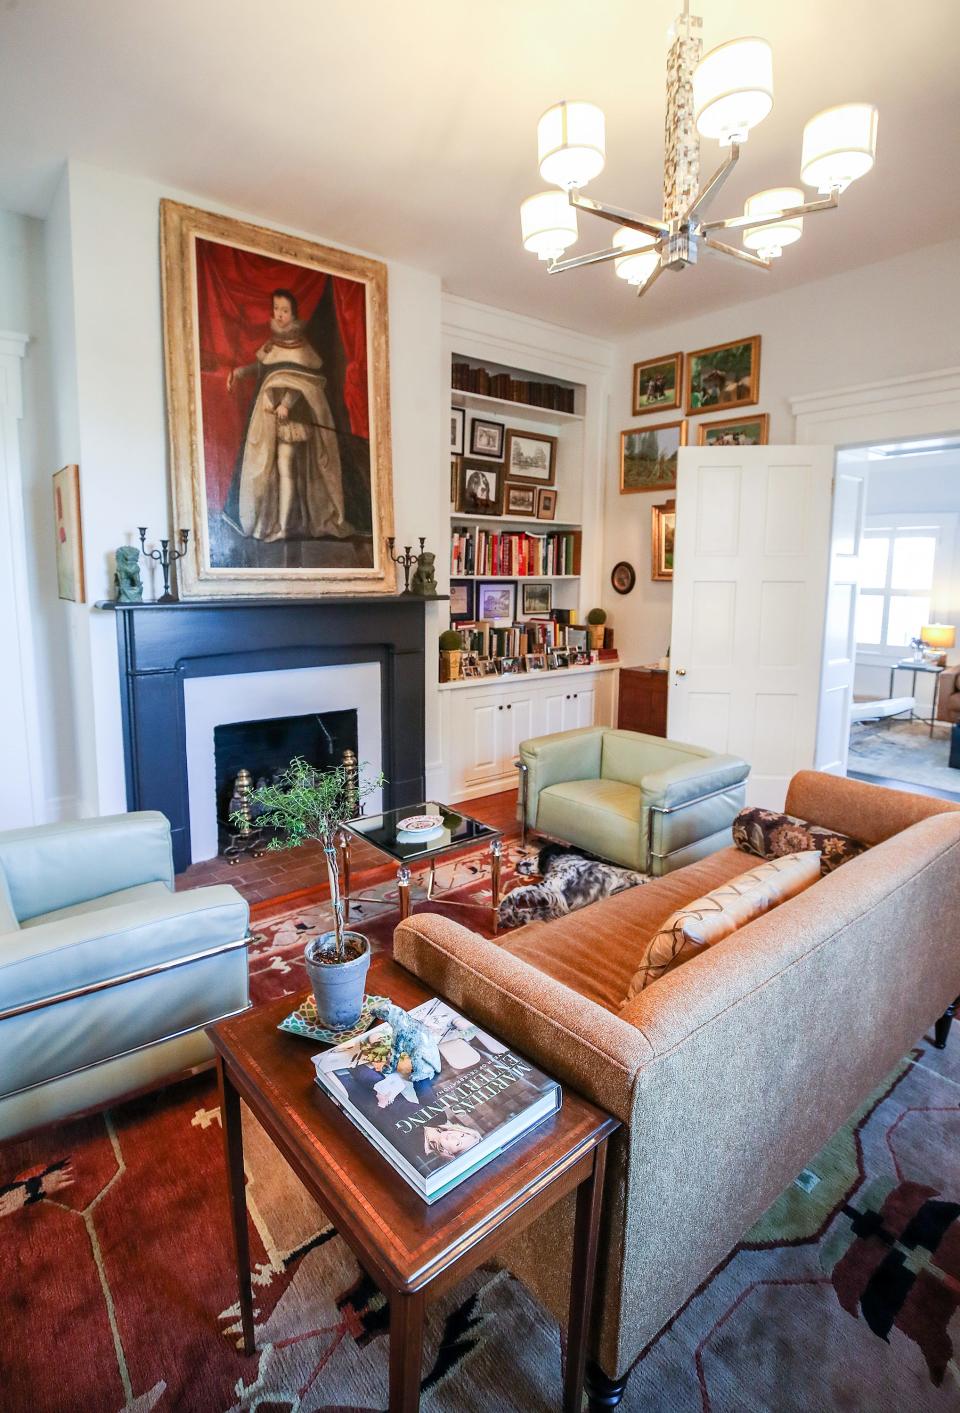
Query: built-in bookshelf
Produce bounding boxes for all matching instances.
[451,521,582,579]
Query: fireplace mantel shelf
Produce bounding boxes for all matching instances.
[96,595,448,609]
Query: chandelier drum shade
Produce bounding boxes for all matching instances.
[520,3,878,300]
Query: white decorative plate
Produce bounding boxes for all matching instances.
[397,813,444,833]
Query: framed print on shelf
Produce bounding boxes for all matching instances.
[455,460,503,516]
[469,418,504,460]
[620,419,686,493]
[697,412,770,446]
[505,429,557,486]
[449,578,475,622]
[651,499,676,582]
[632,352,682,416]
[52,464,85,603]
[450,407,465,455]
[521,581,553,615]
[477,580,517,623]
[685,335,761,416]
[160,199,395,597]
[504,482,537,517]
[537,487,558,521]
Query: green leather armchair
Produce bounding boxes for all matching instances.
[517,727,750,874]
[0,811,251,1140]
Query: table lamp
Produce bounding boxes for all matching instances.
[920,623,956,665]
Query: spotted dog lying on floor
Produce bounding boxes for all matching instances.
[498,842,646,929]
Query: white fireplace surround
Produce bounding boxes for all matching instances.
[183,662,383,862]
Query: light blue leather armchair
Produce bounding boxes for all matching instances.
[0,811,251,1140]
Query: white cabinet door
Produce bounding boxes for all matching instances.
[461,692,503,786]
[540,683,567,735]
[575,685,596,728]
[503,689,535,765]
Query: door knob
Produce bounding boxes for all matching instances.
[675,667,687,677]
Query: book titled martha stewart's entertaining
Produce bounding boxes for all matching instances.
[312,997,561,1202]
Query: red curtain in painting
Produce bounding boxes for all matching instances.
[194,239,368,511]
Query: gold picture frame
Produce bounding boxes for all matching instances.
[684,335,761,417]
[52,464,85,602]
[696,412,770,446]
[619,420,687,494]
[651,499,676,582]
[160,199,395,597]
[632,352,682,416]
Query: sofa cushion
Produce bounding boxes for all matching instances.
[20,881,173,929]
[537,778,643,871]
[624,851,821,1002]
[502,845,751,1011]
[732,806,867,874]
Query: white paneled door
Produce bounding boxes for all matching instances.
[668,445,834,809]
[816,463,866,776]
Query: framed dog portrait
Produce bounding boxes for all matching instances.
[455,461,503,516]
[160,200,395,596]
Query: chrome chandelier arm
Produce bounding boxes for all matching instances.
[547,241,660,274]
[568,190,669,238]
[683,143,741,226]
[700,189,839,233]
[635,260,665,299]
[702,235,772,269]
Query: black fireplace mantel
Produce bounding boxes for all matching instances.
[102,596,440,872]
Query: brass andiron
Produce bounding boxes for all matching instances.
[342,749,360,817]
[139,526,190,603]
[386,536,424,595]
[223,768,263,861]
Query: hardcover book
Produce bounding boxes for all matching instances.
[313,998,561,1202]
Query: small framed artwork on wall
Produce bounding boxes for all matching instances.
[505,429,557,486]
[504,483,537,517]
[620,420,686,493]
[697,413,769,446]
[651,499,676,582]
[52,464,85,603]
[469,418,505,460]
[477,580,517,623]
[449,578,475,621]
[537,487,558,520]
[632,352,682,416]
[685,335,761,415]
[450,407,465,454]
[522,581,553,614]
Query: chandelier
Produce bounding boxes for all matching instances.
[520,3,878,297]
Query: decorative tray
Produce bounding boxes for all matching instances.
[279,993,389,1045]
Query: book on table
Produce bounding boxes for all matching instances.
[312,998,562,1202]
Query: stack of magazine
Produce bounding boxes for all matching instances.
[313,998,561,1203]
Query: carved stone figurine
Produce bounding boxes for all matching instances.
[367,999,442,1083]
[114,545,143,603]
[409,550,437,597]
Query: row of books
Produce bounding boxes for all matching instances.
[451,527,582,578]
[451,362,576,413]
[450,619,587,658]
[313,996,561,1203]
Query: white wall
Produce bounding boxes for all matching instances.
[38,161,446,818]
[600,238,960,669]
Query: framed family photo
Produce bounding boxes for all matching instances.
[504,483,537,517]
[685,335,761,415]
[632,352,682,416]
[469,418,504,459]
[651,499,676,582]
[160,200,395,596]
[455,461,503,515]
[619,420,686,493]
[505,429,557,486]
[697,413,769,446]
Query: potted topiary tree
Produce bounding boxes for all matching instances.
[236,756,385,1030]
[439,628,463,682]
[586,607,607,651]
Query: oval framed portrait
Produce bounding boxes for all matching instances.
[610,561,636,595]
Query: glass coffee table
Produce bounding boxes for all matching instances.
[336,802,504,932]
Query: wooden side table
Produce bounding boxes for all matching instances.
[208,956,618,1413]
[617,664,668,737]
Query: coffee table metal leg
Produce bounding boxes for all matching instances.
[337,830,351,920]
[397,865,412,920]
[389,1290,425,1412]
[217,1058,256,1357]
[490,838,502,934]
[563,1141,609,1413]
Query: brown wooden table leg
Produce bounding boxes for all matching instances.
[397,864,412,920]
[217,1058,256,1357]
[389,1289,425,1411]
[563,1140,608,1413]
[337,830,351,920]
[490,838,502,934]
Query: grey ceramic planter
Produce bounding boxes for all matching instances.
[304,931,371,1031]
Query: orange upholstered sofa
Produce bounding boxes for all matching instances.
[393,771,960,1410]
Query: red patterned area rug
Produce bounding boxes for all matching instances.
[3,852,960,1410]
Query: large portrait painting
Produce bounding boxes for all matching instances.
[160,200,395,596]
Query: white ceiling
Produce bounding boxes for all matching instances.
[1,0,957,339]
